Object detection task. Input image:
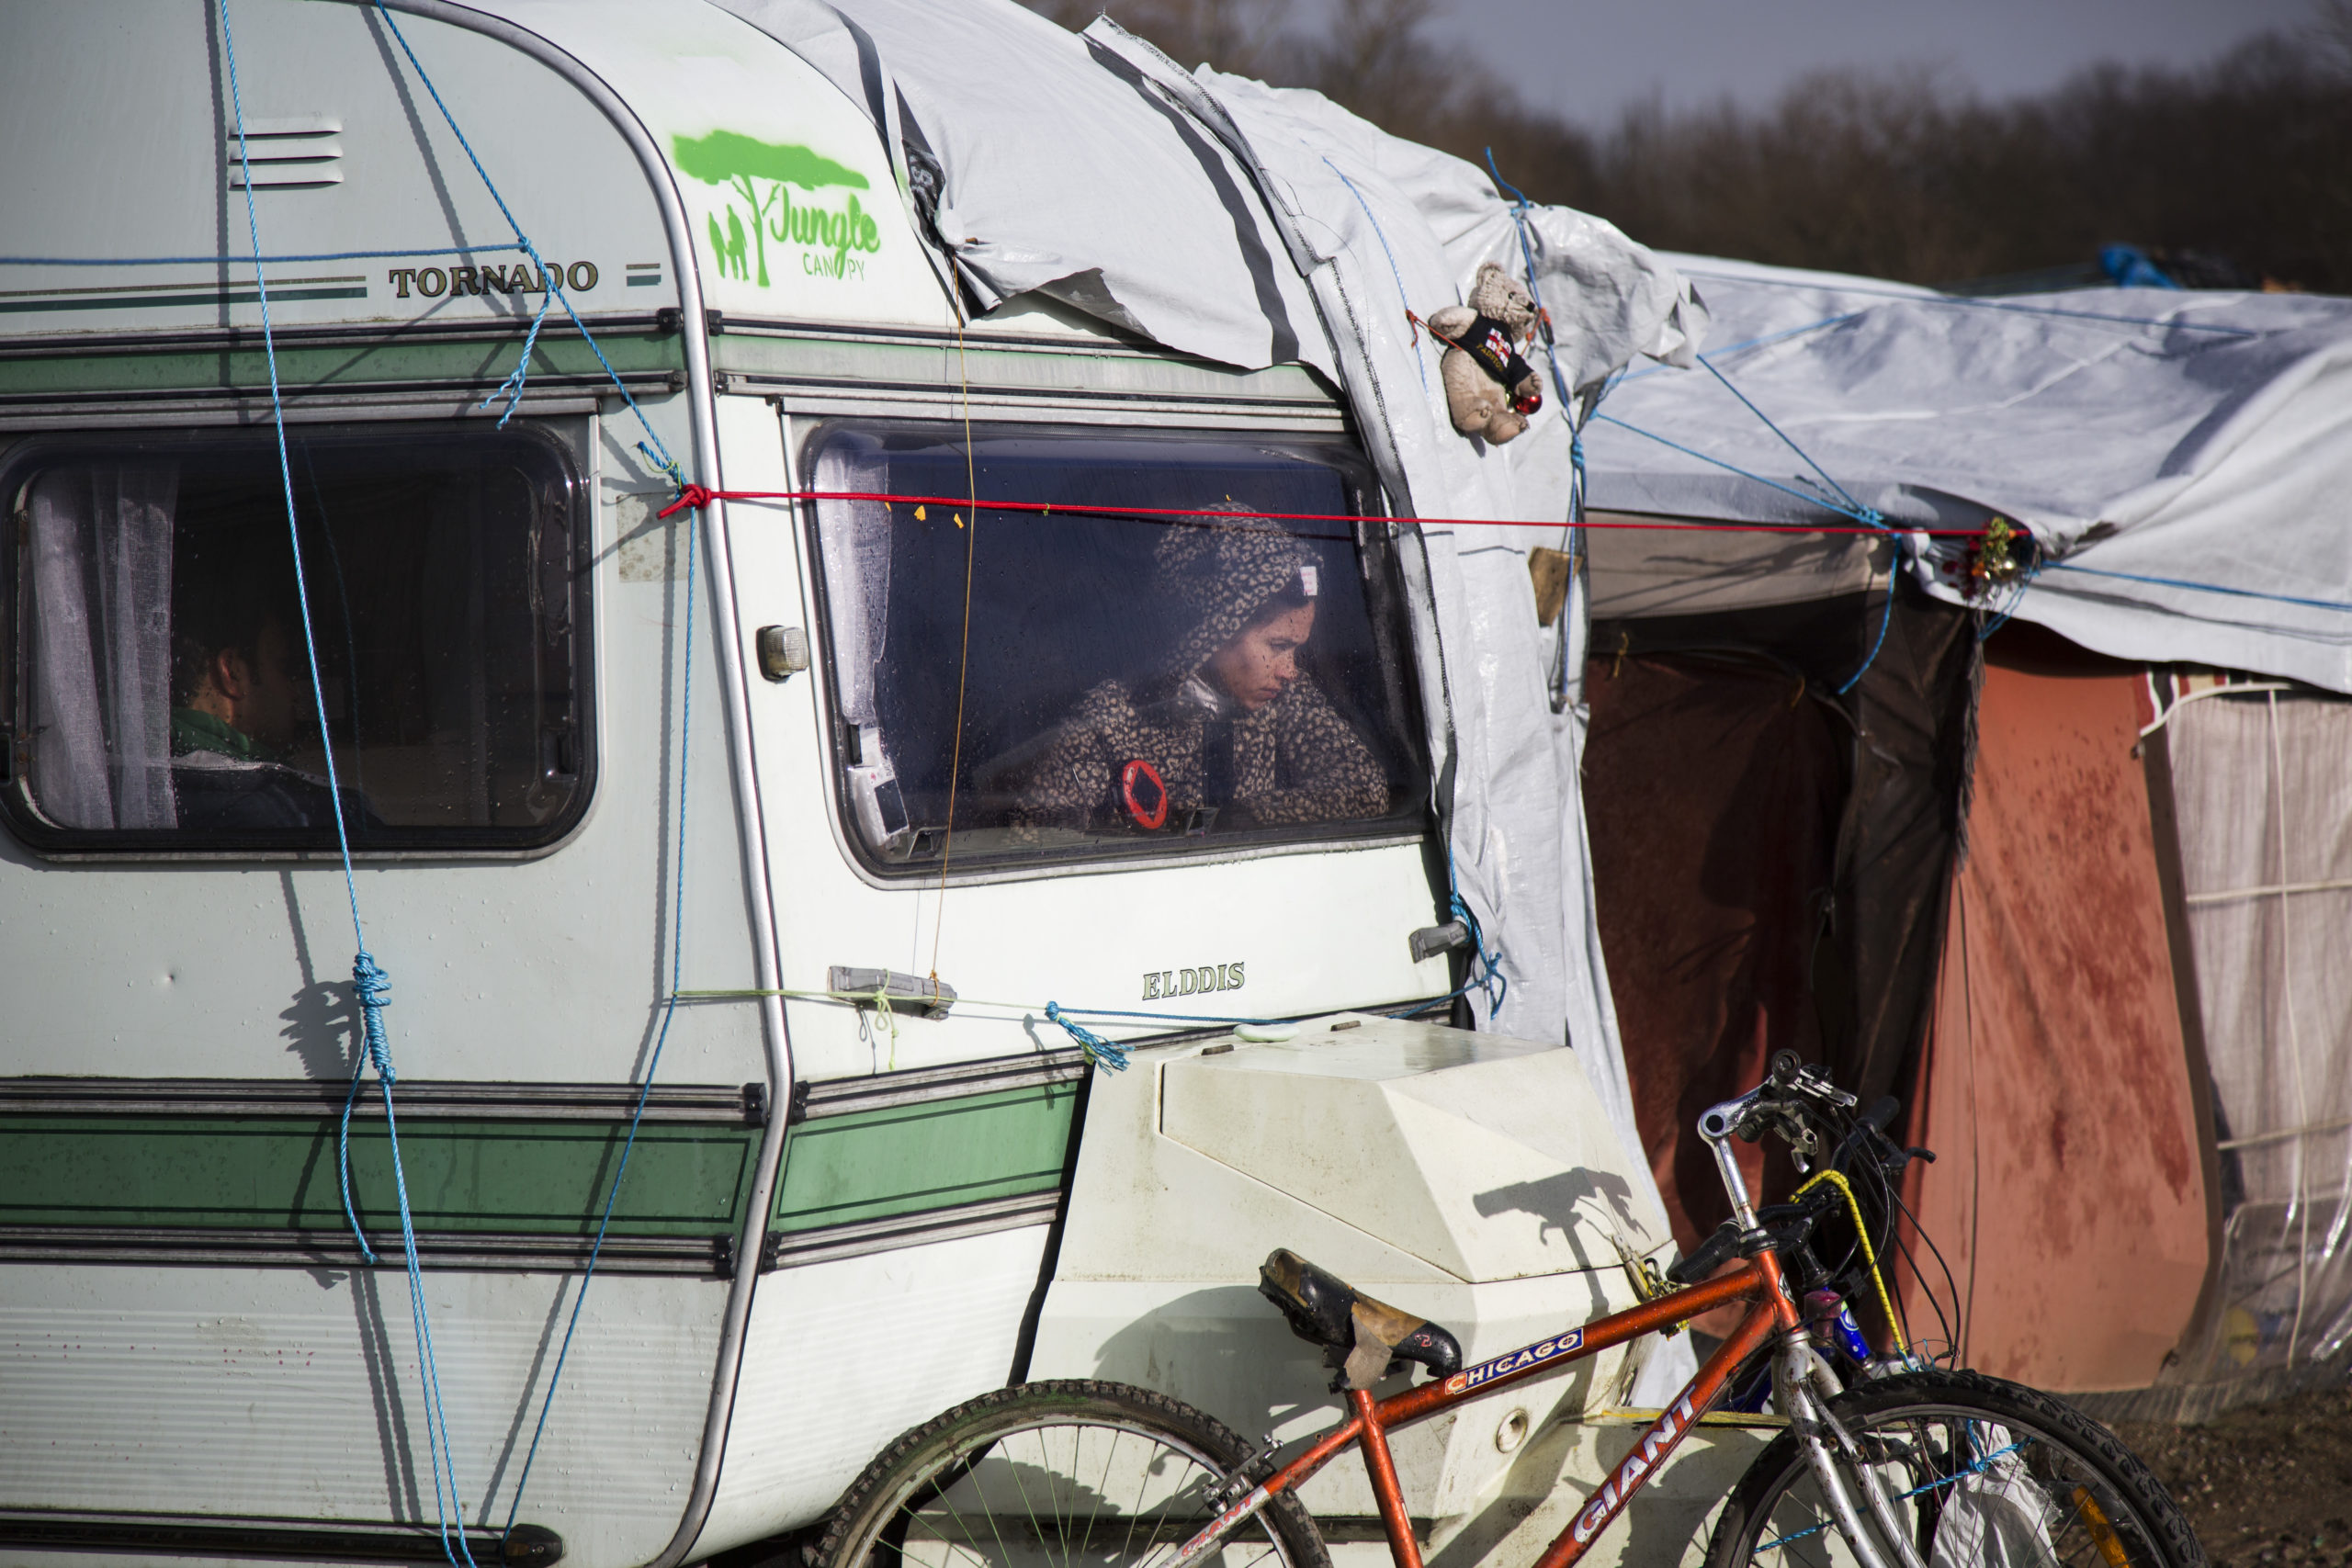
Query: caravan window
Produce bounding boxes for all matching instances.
[0,425,588,853]
[806,423,1427,874]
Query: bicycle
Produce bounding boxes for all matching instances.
[818,1052,2203,1568]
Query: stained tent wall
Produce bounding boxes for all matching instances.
[1577,532,2225,1396]
[1901,631,2212,1397]
[1575,255,2352,1406]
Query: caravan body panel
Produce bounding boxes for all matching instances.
[0,4,1668,1564]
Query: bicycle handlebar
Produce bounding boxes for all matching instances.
[1665,1181,1849,1287]
[1686,1059,1929,1267]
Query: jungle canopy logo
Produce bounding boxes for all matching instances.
[673,130,884,286]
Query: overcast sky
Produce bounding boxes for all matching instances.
[1437,0,2316,125]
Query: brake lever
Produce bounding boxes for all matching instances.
[1791,1066,1859,1111]
[1736,1099,1819,1159]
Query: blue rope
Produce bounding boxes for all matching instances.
[1483,147,1594,708]
[347,1,700,1540]
[0,244,524,266]
[1591,329,1902,690]
[1409,852,1508,1025]
[1476,155,1896,701]
[501,482,696,1543]
[1569,423,1587,523]
[1752,1437,2031,1552]
[1837,558,1899,694]
[1697,355,1873,520]
[365,0,680,481]
[219,5,473,1563]
[1976,561,2041,641]
[1046,1002,1131,1071]
[1592,412,1888,531]
[1670,266,2260,338]
[336,958,394,1262]
[1689,351,1894,694]
[1321,157,1427,395]
[2045,559,2352,615]
[483,286,555,428]
[1451,884,1507,1020]
[1052,1004,1277,1026]
[1611,313,1861,386]
[1468,182,1862,540]
[1482,149,1578,422]
[206,4,708,1551]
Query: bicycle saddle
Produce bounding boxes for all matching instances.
[1258,1248,1463,1391]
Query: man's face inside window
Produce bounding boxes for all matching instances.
[190,618,303,754]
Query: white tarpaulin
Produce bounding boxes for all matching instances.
[731,0,1706,1084]
[714,0,1332,376]
[1101,43,1698,1084]
[715,0,1710,1392]
[2166,690,2352,1387]
[1584,255,2352,694]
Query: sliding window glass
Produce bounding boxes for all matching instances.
[0,424,589,853]
[806,422,1427,874]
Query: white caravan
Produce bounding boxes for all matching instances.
[0,5,1723,1566]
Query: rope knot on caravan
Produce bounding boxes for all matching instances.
[352,952,394,1080]
[657,482,718,519]
[1045,1001,1131,1072]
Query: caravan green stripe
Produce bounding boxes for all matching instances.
[0,1080,1078,1242]
[774,1082,1077,1232]
[0,330,684,398]
[0,1115,755,1236]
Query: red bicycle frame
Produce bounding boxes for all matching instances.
[1171,1249,1803,1568]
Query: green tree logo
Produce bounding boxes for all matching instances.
[673,130,876,288]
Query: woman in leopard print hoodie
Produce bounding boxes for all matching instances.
[1010,515,1389,834]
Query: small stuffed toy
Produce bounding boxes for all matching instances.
[1427,261,1544,444]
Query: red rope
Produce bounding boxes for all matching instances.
[656,485,2006,539]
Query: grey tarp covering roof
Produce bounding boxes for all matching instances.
[711,0,1709,1333]
[1585,255,2352,693]
[713,0,1331,376]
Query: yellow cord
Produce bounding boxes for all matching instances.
[1793,1168,1909,1356]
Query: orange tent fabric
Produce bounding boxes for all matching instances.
[1903,637,2209,1391]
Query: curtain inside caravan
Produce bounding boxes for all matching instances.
[26,466,179,829]
[2167,691,2352,1385]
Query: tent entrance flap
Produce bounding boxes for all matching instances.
[1581,577,1976,1251]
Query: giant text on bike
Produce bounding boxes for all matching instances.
[1571,1393,1699,1544]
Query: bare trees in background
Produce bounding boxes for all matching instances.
[1022,0,2352,293]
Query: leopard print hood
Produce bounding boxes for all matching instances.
[1155,513,1315,680]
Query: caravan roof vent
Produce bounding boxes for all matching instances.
[228,115,343,188]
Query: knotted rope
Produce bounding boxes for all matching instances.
[1046,1002,1131,1072]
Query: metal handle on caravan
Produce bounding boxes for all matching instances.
[755,625,809,681]
[1408,919,1469,964]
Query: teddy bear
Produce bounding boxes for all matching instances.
[1426,261,1545,444]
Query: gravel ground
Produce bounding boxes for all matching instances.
[2114,1385,2352,1568]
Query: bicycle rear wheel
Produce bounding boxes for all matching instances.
[818,1380,1330,1568]
[1703,1369,2202,1568]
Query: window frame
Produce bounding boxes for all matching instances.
[0,418,598,862]
[797,416,1434,886]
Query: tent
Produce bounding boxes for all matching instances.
[1574,255,2352,1416]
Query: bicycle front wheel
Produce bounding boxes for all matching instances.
[1703,1369,2202,1568]
[818,1380,1330,1568]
